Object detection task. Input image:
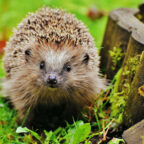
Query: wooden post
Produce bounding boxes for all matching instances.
[116,11,144,127]
[101,7,144,128]
[122,120,144,144]
[100,8,138,79]
[117,32,144,92]
[123,51,144,127]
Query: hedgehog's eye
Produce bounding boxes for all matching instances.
[40,61,45,69]
[64,63,71,72]
[83,54,89,64]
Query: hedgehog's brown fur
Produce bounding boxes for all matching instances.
[3,7,106,130]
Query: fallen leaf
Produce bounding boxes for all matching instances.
[138,85,144,96]
[0,121,6,125]
[7,134,14,140]
[0,40,6,53]
[87,6,107,20]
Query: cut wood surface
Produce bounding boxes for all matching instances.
[122,119,144,144]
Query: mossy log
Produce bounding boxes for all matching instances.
[100,8,138,79]
[101,7,144,128]
[117,32,144,93]
[115,8,144,127]
[123,51,144,127]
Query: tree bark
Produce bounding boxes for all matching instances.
[123,51,144,127]
[101,7,144,128]
[100,8,138,79]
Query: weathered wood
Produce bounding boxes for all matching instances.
[122,120,144,144]
[116,9,144,127]
[100,8,138,79]
[117,34,144,92]
[123,51,144,127]
[101,7,144,128]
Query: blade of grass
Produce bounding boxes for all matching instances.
[21,107,31,127]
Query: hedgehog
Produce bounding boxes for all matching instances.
[2,7,106,130]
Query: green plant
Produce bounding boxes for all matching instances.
[16,121,91,144]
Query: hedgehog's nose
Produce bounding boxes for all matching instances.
[47,74,57,85]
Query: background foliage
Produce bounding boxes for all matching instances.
[0,0,142,47]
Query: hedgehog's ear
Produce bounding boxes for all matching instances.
[25,49,31,62]
[82,54,89,64]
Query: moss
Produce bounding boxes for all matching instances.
[135,12,144,24]
[110,54,140,124]
[109,47,125,71]
[109,68,125,123]
[122,55,140,82]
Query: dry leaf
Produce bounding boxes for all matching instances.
[138,85,144,96]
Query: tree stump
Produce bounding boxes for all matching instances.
[100,8,138,79]
[122,120,144,144]
[123,51,144,127]
[100,6,144,128]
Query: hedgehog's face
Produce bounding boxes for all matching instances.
[38,48,91,90]
[26,44,96,94]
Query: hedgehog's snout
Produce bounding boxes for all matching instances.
[47,74,57,84]
[46,74,58,88]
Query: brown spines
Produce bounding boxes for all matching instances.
[3,7,97,77]
[34,38,80,53]
[16,7,93,47]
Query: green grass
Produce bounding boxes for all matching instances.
[0,0,143,143]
